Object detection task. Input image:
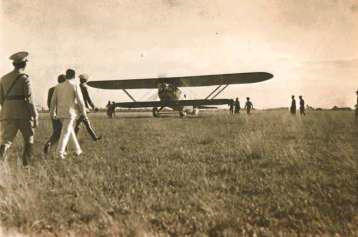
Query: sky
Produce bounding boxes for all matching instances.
[0,0,357,109]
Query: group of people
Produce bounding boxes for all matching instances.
[230,97,254,114]
[0,51,358,166]
[290,95,306,115]
[106,101,116,118]
[0,51,101,165]
[44,70,102,159]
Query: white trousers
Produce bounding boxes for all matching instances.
[56,118,82,157]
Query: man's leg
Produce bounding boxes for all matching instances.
[57,118,75,159]
[82,117,101,141]
[74,116,84,135]
[19,120,34,166]
[44,119,63,154]
[69,125,82,156]
[0,120,19,161]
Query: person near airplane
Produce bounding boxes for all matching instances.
[290,95,296,115]
[74,74,102,141]
[44,74,66,155]
[244,97,253,114]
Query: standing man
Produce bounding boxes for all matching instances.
[244,97,253,114]
[234,97,241,114]
[50,69,86,159]
[43,74,66,154]
[74,74,102,141]
[0,52,39,165]
[290,95,296,115]
[299,95,305,116]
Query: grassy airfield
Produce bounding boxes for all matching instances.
[0,110,357,236]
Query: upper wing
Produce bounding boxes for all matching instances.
[87,72,273,90]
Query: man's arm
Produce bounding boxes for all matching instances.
[50,87,57,119]
[81,84,95,110]
[47,87,54,110]
[23,76,39,124]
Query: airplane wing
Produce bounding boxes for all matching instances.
[112,99,233,108]
[87,72,273,89]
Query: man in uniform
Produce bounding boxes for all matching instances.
[74,74,102,141]
[299,95,305,116]
[43,74,66,154]
[244,97,253,114]
[0,51,39,165]
[290,95,296,115]
[50,69,86,159]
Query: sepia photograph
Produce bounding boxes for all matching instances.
[0,0,357,236]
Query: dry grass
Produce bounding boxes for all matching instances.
[0,110,357,236]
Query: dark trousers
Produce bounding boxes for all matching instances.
[290,107,296,114]
[0,120,35,165]
[74,115,98,141]
[46,119,62,145]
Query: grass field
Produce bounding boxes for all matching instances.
[0,110,357,236]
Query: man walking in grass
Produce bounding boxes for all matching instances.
[74,74,102,141]
[244,97,253,114]
[0,52,39,166]
[234,97,241,114]
[50,69,87,159]
[290,95,296,115]
[43,74,66,155]
[299,95,305,116]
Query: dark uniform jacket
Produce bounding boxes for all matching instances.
[47,86,56,110]
[0,70,37,120]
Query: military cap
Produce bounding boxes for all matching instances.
[9,51,29,63]
[79,74,89,83]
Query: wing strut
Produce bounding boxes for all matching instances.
[211,84,229,99]
[205,85,223,100]
[205,84,229,100]
[122,89,136,102]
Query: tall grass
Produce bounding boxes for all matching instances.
[0,110,357,236]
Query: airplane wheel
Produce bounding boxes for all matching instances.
[179,111,187,117]
[192,108,199,116]
[152,107,160,117]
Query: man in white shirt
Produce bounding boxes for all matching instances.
[50,69,87,159]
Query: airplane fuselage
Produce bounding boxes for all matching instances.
[156,82,196,116]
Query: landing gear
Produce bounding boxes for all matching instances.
[152,107,160,117]
[179,111,187,117]
[192,108,199,116]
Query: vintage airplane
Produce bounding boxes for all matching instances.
[87,72,273,117]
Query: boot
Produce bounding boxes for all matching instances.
[22,143,33,166]
[83,118,101,141]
